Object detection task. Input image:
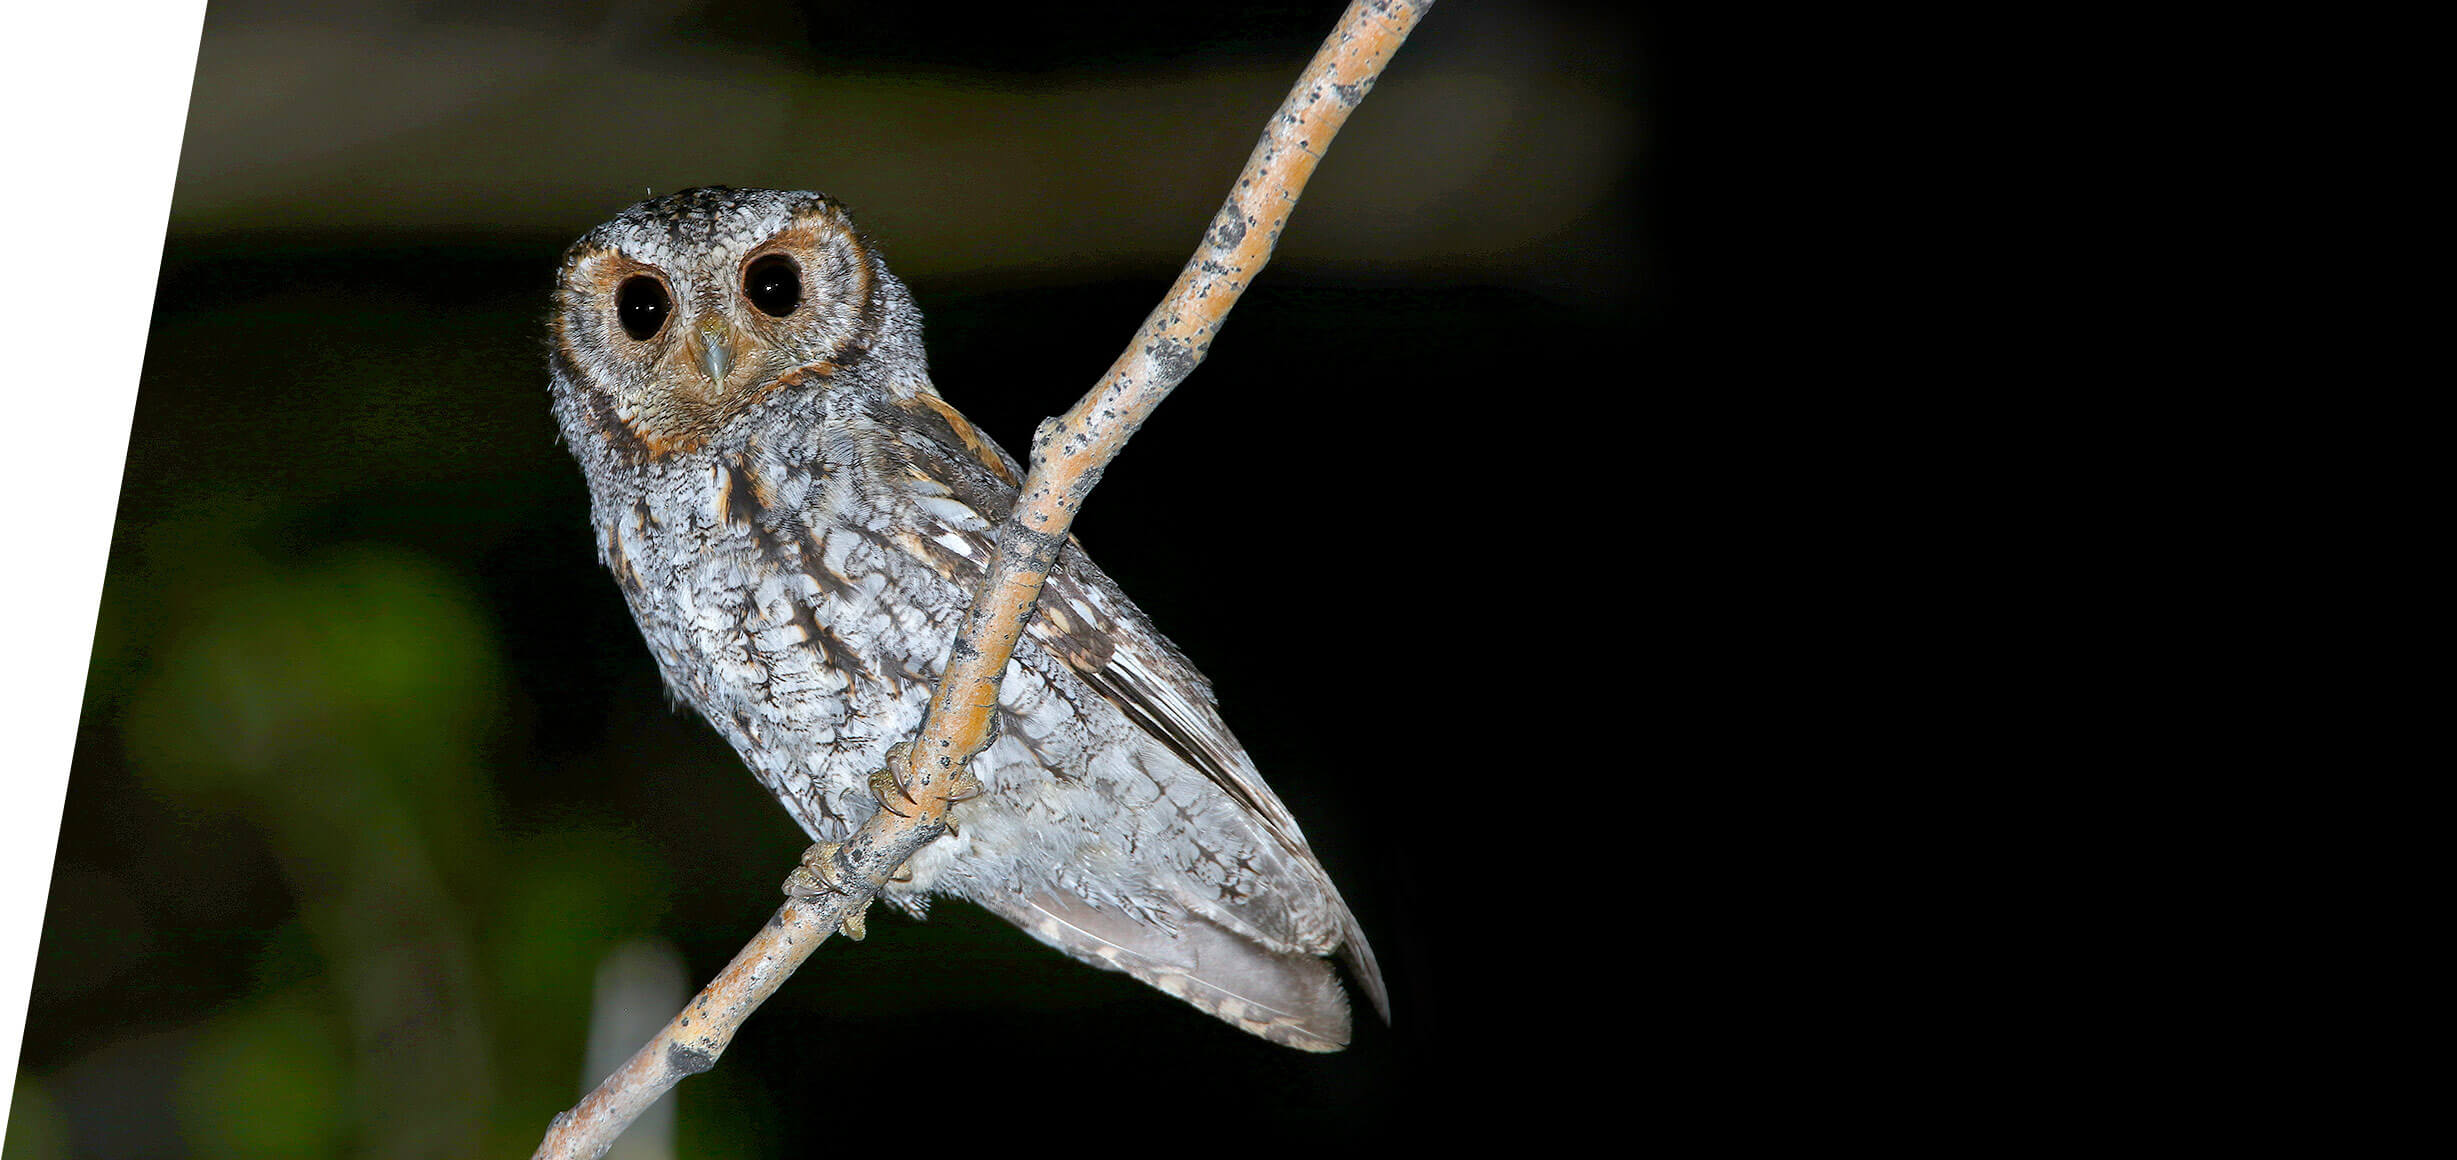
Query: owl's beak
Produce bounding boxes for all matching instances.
[686,314,740,389]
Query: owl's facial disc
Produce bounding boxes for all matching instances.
[553,188,889,458]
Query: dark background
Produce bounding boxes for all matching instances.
[11,1,1646,1154]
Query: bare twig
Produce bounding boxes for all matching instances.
[533,2,1430,1155]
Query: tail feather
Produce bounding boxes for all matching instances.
[1336,908,1391,1026]
[980,889,1355,1052]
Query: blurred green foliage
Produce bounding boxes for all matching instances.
[4,1077,64,1159]
[15,244,732,1152]
[175,992,347,1157]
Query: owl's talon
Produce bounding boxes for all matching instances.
[941,770,983,838]
[869,768,911,817]
[783,841,848,898]
[877,742,917,810]
[837,898,871,941]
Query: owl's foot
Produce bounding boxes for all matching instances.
[872,741,985,820]
[782,841,874,941]
[784,840,849,897]
[873,769,984,836]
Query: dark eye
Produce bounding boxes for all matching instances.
[615,276,671,341]
[744,254,802,317]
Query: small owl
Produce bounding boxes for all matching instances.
[548,187,1385,1050]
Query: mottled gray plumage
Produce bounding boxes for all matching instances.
[548,187,1384,1049]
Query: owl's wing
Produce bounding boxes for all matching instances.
[883,391,1389,1025]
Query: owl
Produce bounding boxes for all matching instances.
[548,187,1386,1050]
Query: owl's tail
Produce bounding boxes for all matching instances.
[1329,887,1391,1027]
[981,888,1358,1051]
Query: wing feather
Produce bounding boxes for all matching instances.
[881,391,1390,1021]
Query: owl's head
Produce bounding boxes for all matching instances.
[549,187,928,462]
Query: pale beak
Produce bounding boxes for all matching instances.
[686,314,739,388]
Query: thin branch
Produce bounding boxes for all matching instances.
[533,2,1430,1155]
